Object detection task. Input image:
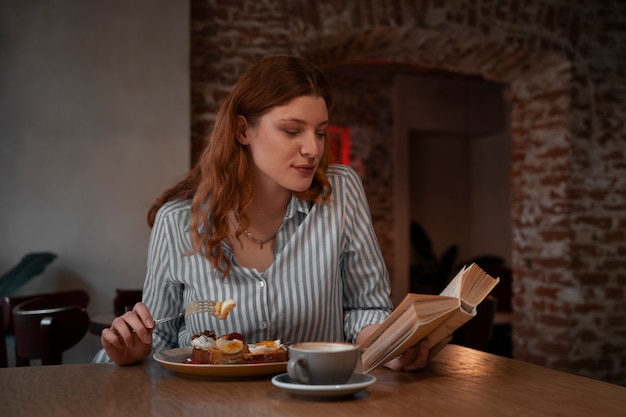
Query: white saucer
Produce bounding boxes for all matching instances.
[271,372,376,398]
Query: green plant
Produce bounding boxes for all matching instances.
[0,252,57,296]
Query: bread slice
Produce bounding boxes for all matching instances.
[241,349,288,364]
[189,331,287,364]
[191,345,249,364]
[190,331,249,364]
[241,340,288,363]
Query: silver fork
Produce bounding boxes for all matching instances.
[126,300,218,333]
[153,300,218,326]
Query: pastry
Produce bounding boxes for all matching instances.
[190,331,249,364]
[242,340,288,364]
[188,331,287,364]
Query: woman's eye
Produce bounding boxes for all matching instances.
[284,130,299,137]
[316,131,327,139]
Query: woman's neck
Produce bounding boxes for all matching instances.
[247,190,289,232]
[247,172,291,225]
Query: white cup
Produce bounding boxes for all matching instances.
[287,342,358,385]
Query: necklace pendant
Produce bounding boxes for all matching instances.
[242,228,276,249]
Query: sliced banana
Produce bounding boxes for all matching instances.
[212,299,236,320]
[215,337,244,354]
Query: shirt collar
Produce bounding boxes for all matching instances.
[286,195,312,220]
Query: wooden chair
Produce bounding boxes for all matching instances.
[0,307,6,367]
[2,289,89,335]
[12,295,89,366]
[2,289,89,366]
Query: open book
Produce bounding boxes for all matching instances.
[360,262,500,371]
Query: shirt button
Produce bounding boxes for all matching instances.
[259,321,268,329]
[258,281,265,288]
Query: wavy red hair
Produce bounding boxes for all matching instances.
[147,56,333,275]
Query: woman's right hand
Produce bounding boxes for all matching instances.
[101,302,155,365]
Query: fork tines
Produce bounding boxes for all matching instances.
[185,300,217,317]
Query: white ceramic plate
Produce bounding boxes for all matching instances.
[153,347,286,378]
[271,372,376,398]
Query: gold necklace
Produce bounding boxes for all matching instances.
[242,229,276,249]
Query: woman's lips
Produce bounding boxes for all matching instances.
[293,165,316,175]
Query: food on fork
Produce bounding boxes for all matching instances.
[188,330,287,364]
[212,299,236,320]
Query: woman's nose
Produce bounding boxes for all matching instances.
[300,131,322,158]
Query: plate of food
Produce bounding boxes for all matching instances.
[153,331,288,378]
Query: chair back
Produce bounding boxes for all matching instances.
[1,289,89,367]
[0,308,6,367]
[2,289,89,335]
[12,296,89,365]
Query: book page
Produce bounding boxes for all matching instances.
[463,266,500,306]
[439,264,467,299]
[361,307,434,366]
[365,308,458,370]
[440,263,500,307]
[359,294,459,349]
[360,297,460,370]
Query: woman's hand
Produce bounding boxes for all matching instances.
[382,335,453,372]
[101,302,155,365]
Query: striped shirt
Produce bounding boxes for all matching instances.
[94,164,392,362]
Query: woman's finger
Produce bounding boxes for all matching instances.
[108,308,153,346]
[126,303,154,344]
[402,339,430,371]
[131,302,155,329]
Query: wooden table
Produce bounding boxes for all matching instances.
[1,345,624,416]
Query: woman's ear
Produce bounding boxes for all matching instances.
[235,115,249,144]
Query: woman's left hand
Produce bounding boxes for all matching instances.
[383,335,453,372]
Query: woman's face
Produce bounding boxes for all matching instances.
[238,95,328,194]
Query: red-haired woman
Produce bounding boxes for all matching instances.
[96,56,450,370]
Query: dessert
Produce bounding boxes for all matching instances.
[189,330,287,364]
[242,340,288,364]
[190,331,249,364]
[212,299,236,320]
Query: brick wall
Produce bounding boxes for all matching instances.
[191,0,626,385]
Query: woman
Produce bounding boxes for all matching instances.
[97,56,449,370]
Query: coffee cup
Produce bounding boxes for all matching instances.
[287,342,359,385]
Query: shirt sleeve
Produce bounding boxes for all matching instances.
[334,166,393,342]
[92,204,185,364]
[141,202,186,353]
